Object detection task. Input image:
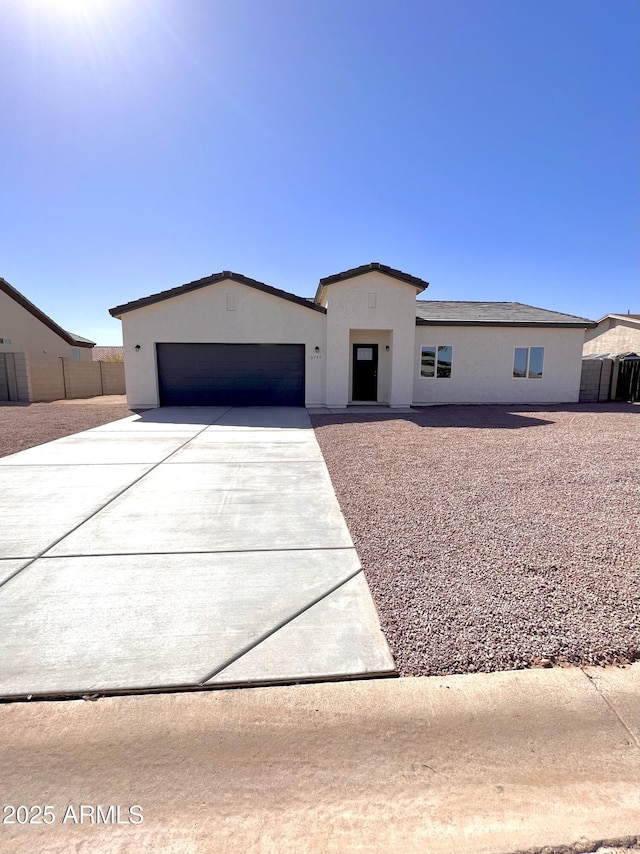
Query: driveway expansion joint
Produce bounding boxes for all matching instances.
[0,407,394,696]
[0,411,232,592]
[34,545,358,559]
[198,565,366,685]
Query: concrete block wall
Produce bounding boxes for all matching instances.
[2,353,126,401]
[99,361,126,395]
[579,359,613,402]
[61,360,102,399]
[28,356,66,402]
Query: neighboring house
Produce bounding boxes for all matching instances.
[0,278,126,403]
[0,277,95,360]
[583,313,640,356]
[109,262,596,409]
[580,314,640,404]
[92,346,124,362]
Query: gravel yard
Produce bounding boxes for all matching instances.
[0,396,134,458]
[311,404,640,677]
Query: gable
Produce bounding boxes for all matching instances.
[109,272,326,318]
[315,262,428,306]
[0,278,95,349]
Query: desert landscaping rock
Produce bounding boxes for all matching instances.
[311,403,640,677]
[0,396,133,457]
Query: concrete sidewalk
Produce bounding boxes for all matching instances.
[0,665,638,854]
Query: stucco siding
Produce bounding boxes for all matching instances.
[0,289,92,360]
[583,318,640,355]
[324,272,419,406]
[120,280,327,408]
[413,326,585,404]
[113,272,589,409]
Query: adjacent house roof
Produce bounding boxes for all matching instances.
[315,262,429,303]
[109,271,327,317]
[0,277,95,347]
[415,301,596,328]
[583,351,640,360]
[594,313,640,325]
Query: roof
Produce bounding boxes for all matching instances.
[415,301,596,328]
[594,313,640,325]
[315,262,429,302]
[0,277,95,347]
[583,351,640,360]
[109,271,327,317]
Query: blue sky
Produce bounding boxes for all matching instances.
[1,0,637,345]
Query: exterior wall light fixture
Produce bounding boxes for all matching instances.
[314,346,320,352]
[385,345,390,351]
[135,344,141,351]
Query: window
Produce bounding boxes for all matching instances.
[421,345,453,378]
[70,347,81,360]
[0,338,11,345]
[513,346,544,379]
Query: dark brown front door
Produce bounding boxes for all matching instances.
[352,344,378,401]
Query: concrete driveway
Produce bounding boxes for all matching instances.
[0,407,394,698]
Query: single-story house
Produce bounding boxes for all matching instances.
[109,263,596,409]
[0,277,95,360]
[0,278,126,404]
[583,313,640,357]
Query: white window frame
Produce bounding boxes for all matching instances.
[513,346,544,379]
[420,345,453,379]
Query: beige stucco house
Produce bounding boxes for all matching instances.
[0,277,95,361]
[583,314,640,356]
[0,277,109,403]
[109,263,596,409]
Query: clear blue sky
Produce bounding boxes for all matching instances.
[1,0,637,345]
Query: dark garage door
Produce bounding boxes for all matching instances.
[156,343,305,406]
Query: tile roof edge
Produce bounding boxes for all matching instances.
[0,277,95,347]
[109,271,327,317]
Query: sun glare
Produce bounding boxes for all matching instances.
[46,0,108,11]
[29,0,119,25]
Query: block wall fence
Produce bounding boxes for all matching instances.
[0,353,125,402]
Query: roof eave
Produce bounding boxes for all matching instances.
[596,314,640,326]
[110,271,327,318]
[416,318,598,328]
[0,277,95,348]
[315,262,429,304]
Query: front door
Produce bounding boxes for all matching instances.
[352,344,378,401]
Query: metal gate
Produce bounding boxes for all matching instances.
[0,353,18,401]
[615,357,640,402]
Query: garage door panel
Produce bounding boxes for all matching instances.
[157,344,305,407]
